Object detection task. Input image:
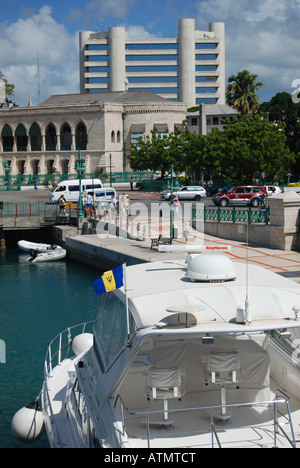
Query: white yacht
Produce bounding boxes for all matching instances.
[40,252,300,448]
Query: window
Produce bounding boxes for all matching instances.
[45,123,57,150]
[88,55,109,62]
[69,185,80,192]
[131,124,145,147]
[56,185,66,192]
[196,98,217,104]
[196,65,217,71]
[191,118,198,126]
[88,67,109,73]
[131,133,145,147]
[126,54,178,61]
[89,88,110,93]
[85,184,102,190]
[270,328,300,360]
[88,44,109,51]
[15,123,28,151]
[76,122,88,151]
[196,87,217,94]
[196,76,217,82]
[195,43,216,49]
[93,293,135,369]
[126,65,178,72]
[126,43,178,50]
[128,76,179,83]
[111,131,115,143]
[154,124,168,139]
[129,87,178,94]
[88,77,109,83]
[195,54,216,60]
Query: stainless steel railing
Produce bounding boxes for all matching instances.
[114,391,297,448]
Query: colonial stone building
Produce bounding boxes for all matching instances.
[0,90,187,176]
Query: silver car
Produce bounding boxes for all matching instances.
[161,185,207,201]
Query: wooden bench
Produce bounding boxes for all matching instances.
[151,234,171,249]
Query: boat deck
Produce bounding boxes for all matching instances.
[118,384,300,448]
[42,359,76,448]
[43,355,300,448]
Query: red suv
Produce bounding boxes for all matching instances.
[212,185,267,207]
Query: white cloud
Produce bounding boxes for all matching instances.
[195,0,300,100]
[86,0,137,21]
[126,25,157,38]
[0,5,78,106]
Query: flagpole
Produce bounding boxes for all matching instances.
[123,262,131,345]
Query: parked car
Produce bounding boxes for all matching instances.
[265,185,282,196]
[212,185,267,207]
[161,185,207,201]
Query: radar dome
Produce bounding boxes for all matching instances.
[185,254,237,282]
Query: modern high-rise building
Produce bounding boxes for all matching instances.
[79,18,225,108]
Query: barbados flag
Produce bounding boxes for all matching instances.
[93,264,124,294]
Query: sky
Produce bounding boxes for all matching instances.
[0,0,299,107]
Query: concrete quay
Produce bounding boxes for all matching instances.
[63,228,300,282]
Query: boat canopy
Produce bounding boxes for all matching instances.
[121,258,300,330]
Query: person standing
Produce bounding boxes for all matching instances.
[172,194,181,219]
[86,192,92,217]
[58,194,67,216]
[110,194,117,221]
[258,193,268,221]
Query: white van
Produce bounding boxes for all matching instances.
[49,179,104,202]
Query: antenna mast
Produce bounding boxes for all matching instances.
[37,52,41,104]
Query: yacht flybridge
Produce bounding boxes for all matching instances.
[38,250,300,448]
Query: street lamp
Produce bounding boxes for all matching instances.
[0,156,10,191]
[110,153,112,186]
[75,150,86,219]
[0,155,10,173]
[63,152,68,180]
[170,164,174,244]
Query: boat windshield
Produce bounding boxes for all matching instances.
[93,292,134,370]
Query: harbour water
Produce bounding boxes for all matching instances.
[0,247,101,448]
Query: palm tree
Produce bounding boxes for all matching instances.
[226,70,264,117]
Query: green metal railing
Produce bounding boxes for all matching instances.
[0,201,78,218]
[192,206,270,225]
[0,171,156,191]
[0,200,112,219]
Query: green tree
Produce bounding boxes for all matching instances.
[128,128,187,178]
[176,128,205,170]
[203,115,294,182]
[226,69,264,117]
[0,71,15,96]
[260,92,300,173]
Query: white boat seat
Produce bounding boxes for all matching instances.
[206,352,240,422]
[145,367,184,426]
[207,351,240,385]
